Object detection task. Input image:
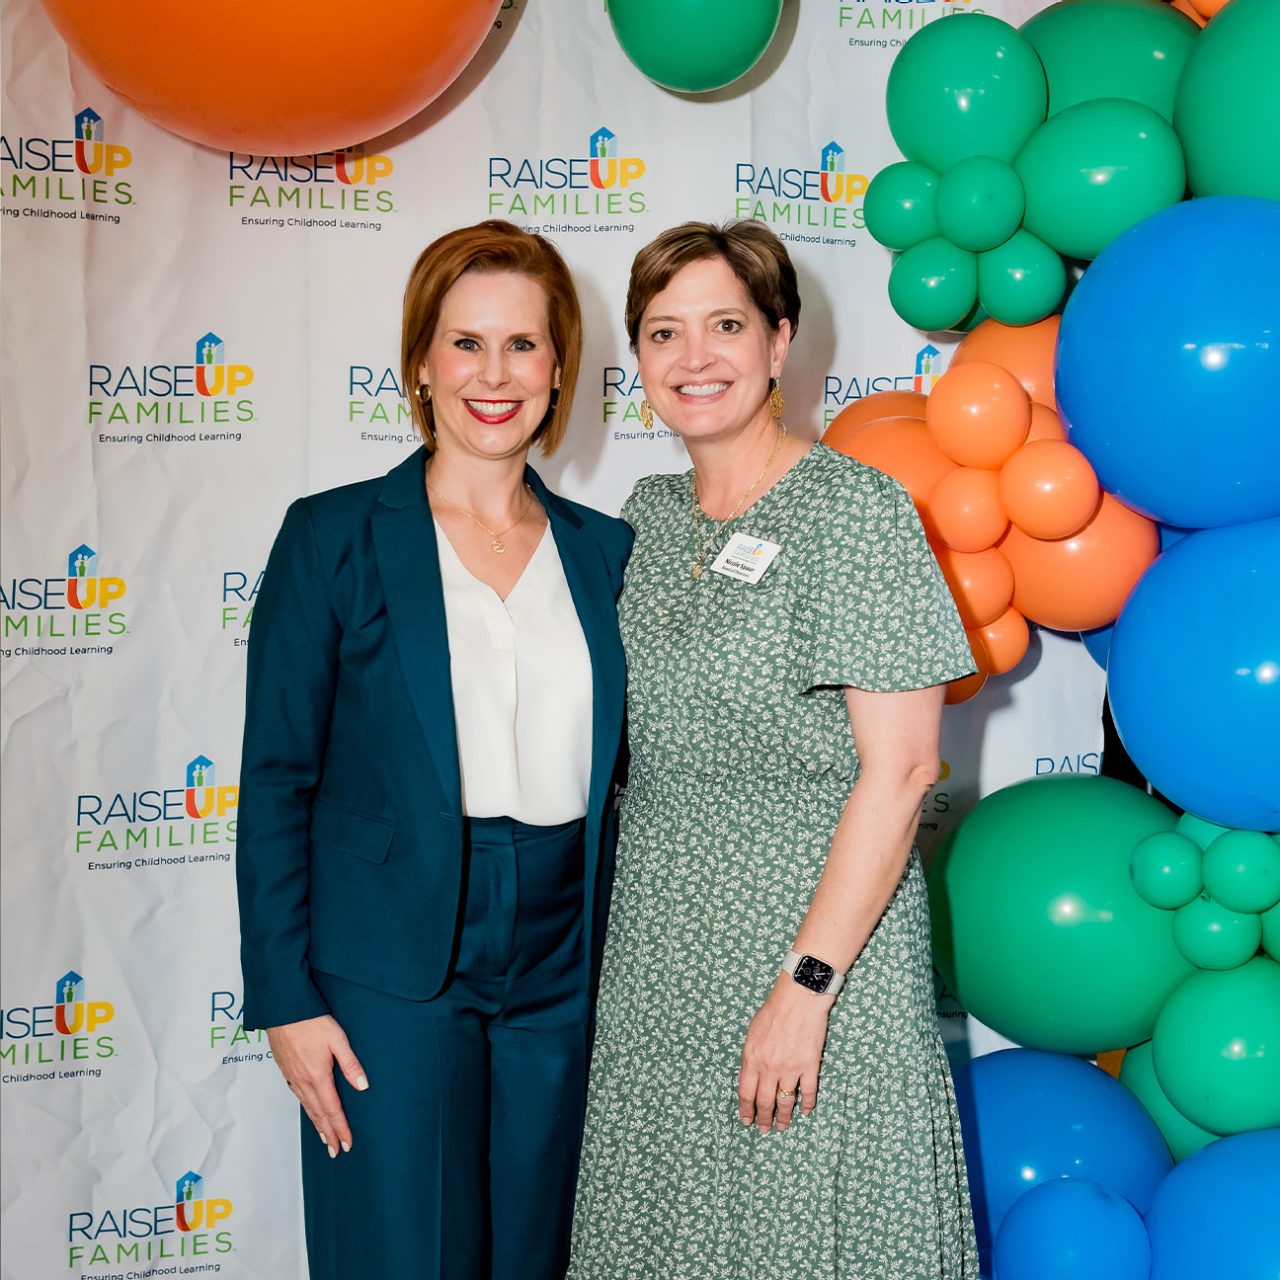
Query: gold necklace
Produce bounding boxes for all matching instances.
[427,482,532,554]
[690,425,788,579]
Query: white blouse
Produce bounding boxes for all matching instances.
[433,519,594,824]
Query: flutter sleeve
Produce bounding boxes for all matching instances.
[805,466,975,693]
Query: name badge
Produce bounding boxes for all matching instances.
[709,533,782,584]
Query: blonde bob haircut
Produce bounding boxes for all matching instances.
[624,220,801,349]
[400,220,582,456]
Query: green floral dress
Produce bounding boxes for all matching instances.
[568,445,979,1280]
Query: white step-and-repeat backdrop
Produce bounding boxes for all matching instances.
[1,0,1099,1275]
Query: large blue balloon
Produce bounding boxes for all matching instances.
[1146,1129,1280,1280]
[994,1178,1151,1280]
[1109,518,1280,830]
[1056,196,1280,529]
[953,1049,1171,1266]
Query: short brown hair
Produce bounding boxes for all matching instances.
[625,220,801,349]
[401,220,582,455]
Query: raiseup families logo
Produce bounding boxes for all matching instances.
[0,107,134,219]
[0,970,117,1084]
[66,1170,235,1270]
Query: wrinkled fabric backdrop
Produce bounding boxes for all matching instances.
[0,0,1095,1274]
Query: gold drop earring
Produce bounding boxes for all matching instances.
[639,399,654,430]
[768,378,785,420]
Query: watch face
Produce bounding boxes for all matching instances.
[793,954,835,994]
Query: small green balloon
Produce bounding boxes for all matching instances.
[1176,812,1233,852]
[1153,957,1280,1135]
[1131,831,1204,909]
[1119,1039,1218,1162]
[976,228,1067,326]
[1203,829,1280,914]
[886,15,1048,174]
[936,155,1025,252]
[1175,0,1280,200]
[928,775,1191,1055]
[888,237,978,333]
[607,0,783,93]
[1021,0,1199,123]
[1262,902,1280,962]
[1172,894,1263,970]
[1016,97,1186,260]
[865,162,941,251]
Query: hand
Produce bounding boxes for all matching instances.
[737,975,834,1133]
[267,1015,369,1158]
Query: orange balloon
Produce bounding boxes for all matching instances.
[829,417,956,507]
[1000,494,1159,631]
[39,0,501,153]
[999,441,1101,540]
[947,632,990,705]
[1169,0,1208,24]
[976,606,1030,677]
[925,467,1009,552]
[824,391,928,445]
[1026,403,1067,444]
[926,362,1031,469]
[953,315,1061,409]
[933,544,1016,628]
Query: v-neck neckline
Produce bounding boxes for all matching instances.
[433,517,551,606]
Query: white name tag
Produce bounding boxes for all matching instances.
[709,533,782,584]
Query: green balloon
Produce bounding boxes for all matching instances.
[607,0,782,93]
[865,162,941,251]
[1016,97,1186,260]
[1202,829,1280,914]
[1175,0,1280,200]
[927,775,1192,1054]
[1262,902,1280,961]
[1021,0,1199,123]
[888,237,978,333]
[886,15,1048,173]
[1176,812,1233,851]
[977,228,1067,326]
[1119,1039,1218,1162]
[1153,957,1280,1134]
[1172,894,1263,970]
[936,155,1025,252]
[1131,831,1205,909]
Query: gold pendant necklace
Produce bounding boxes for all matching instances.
[426,482,532,554]
[691,425,788,579]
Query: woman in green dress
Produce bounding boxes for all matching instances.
[568,222,980,1279]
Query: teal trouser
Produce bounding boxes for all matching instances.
[301,816,589,1280]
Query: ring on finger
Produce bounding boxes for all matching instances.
[777,1088,797,1101]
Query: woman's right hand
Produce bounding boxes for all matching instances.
[267,1015,369,1158]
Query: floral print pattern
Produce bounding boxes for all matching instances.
[569,445,979,1279]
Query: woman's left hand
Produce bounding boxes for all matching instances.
[738,975,834,1132]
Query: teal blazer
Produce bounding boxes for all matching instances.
[236,447,632,1030]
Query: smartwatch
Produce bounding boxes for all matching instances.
[782,948,846,997]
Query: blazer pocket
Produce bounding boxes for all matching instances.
[309,798,395,864]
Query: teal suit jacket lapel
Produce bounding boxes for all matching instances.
[371,448,462,813]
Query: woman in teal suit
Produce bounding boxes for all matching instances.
[236,221,631,1280]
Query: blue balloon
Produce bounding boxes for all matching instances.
[994,1178,1151,1280]
[1109,518,1280,830]
[1056,196,1280,529]
[1146,1129,1280,1280]
[953,1049,1172,1264]
[1081,622,1114,670]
